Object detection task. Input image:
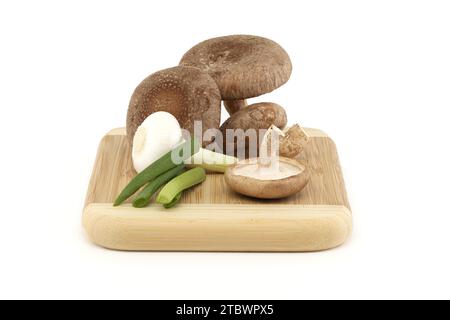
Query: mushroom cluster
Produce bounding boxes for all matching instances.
[180,35,295,156]
[126,35,311,199]
[127,35,295,149]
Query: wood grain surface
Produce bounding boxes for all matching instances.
[83,127,351,252]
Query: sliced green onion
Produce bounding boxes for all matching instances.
[156,167,206,205]
[184,148,237,173]
[113,138,199,206]
[132,165,185,208]
[163,192,183,209]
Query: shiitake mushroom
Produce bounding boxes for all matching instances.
[180,35,292,115]
[126,66,222,145]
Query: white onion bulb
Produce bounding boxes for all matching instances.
[132,111,182,173]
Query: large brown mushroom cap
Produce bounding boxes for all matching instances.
[225,157,310,199]
[126,66,221,144]
[180,35,292,100]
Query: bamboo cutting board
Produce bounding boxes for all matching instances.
[83,127,352,252]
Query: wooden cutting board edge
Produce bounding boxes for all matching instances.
[82,127,352,252]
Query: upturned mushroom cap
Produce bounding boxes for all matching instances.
[126,66,221,144]
[180,35,292,100]
[225,157,310,199]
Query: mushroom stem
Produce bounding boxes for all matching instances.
[259,124,283,172]
[223,99,248,115]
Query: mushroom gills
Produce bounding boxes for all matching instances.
[232,158,303,181]
[225,157,310,199]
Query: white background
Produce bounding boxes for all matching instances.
[1,0,449,300]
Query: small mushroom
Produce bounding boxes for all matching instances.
[225,157,310,199]
[180,35,292,115]
[262,124,310,159]
[126,66,221,145]
[219,102,287,156]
